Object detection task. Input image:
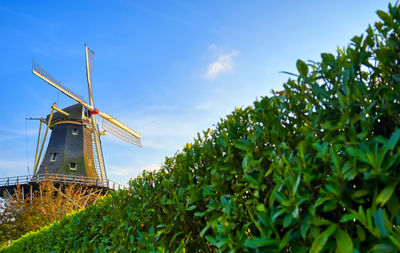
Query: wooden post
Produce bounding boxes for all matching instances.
[34,104,56,173]
[33,120,43,175]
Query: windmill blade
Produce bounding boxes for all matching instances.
[99,112,142,147]
[32,58,94,111]
[85,45,95,107]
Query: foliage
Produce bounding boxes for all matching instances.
[0,179,100,245]
[3,3,400,252]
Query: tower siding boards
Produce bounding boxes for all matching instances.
[37,103,97,179]
[37,124,67,174]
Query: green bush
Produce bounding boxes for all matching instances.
[3,3,400,252]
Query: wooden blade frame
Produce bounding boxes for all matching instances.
[101,114,142,147]
[85,45,107,183]
[32,58,94,111]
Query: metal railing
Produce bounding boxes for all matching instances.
[0,174,126,191]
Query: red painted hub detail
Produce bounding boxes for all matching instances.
[89,108,99,116]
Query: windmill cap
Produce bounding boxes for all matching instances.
[46,103,86,124]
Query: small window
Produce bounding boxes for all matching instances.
[69,162,77,171]
[50,153,57,162]
[72,129,78,135]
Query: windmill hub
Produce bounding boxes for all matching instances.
[90,108,100,116]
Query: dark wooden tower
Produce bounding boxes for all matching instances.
[37,103,102,179]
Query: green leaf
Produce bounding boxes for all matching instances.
[279,71,298,77]
[335,229,353,253]
[234,138,253,151]
[194,212,204,217]
[283,214,293,228]
[279,229,293,251]
[376,182,398,207]
[346,146,369,164]
[292,173,301,196]
[374,208,388,238]
[387,194,400,216]
[244,174,259,187]
[185,205,197,211]
[296,59,308,76]
[356,226,366,241]
[330,146,341,172]
[310,224,337,253]
[388,235,400,250]
[244,238,276,249]
[352,189,370,198]
[388,129,400,150]
[351,35,363,47]
[376,10,392,24]
[339,213,356,223]
[392,73,400,83]
[199,224,210,237]
[256,203,267,213]
[371,244,396,253]
[300,219,310,239]
[321,53,336,66]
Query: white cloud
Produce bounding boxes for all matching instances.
[117,114,199,151]
[205,49,239,80]
[195,102,213,110]
[107,163,162,183]
[141,163,162,172]
[145,104,177,111]
[0,160,28,177]
[207,43,217,50]
[107,165,138,177]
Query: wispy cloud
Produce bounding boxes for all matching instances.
[0,127,37,143]
[195,102,213,110]
[107,163,162,182]
[0,160,29,177]
[0,5,40,22]
[205,45,239,80]
[141,163,162,172]
[125,1,221,36]
[145,104,177,111]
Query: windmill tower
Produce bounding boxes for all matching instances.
[31,45,141,184]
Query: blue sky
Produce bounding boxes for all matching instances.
[0,1,395,184]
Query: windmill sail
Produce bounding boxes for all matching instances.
[85,45,95,106]
[84,45,107,183]
[32,59,87,105]
[101,114,142,147]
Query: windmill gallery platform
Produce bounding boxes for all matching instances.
[0,174,124,200]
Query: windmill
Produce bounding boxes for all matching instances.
[30,45,142,184]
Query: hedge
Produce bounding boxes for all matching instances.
[3,3,400,252]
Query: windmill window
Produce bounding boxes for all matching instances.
[72,129,78,135]
[69,162,77,171]
[50,153,57,162]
